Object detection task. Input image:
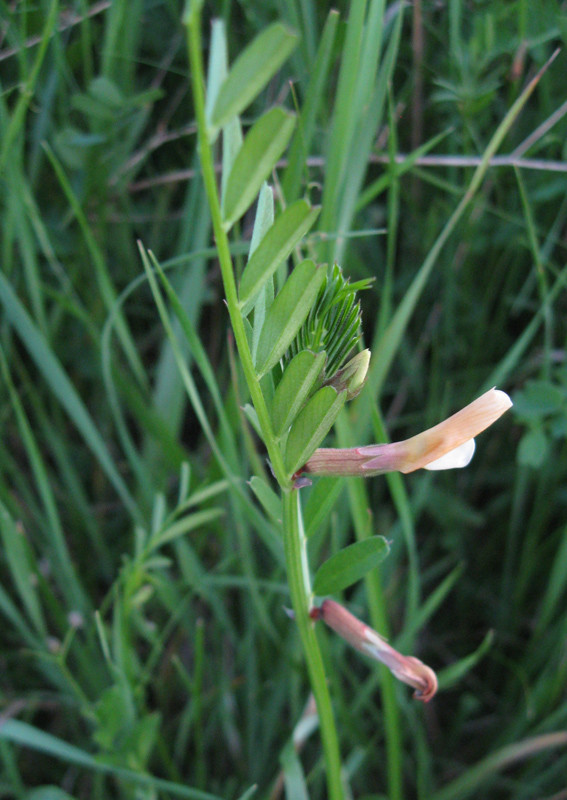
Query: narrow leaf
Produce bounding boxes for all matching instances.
[0,719,223,800]
[0,503,46,635]
[249,183,275,255]
[313,536,390,596]
[240,200,320,314]
[271,350,326,437]
[221,117,244,206]
[221,108,296,230]
[0,0,58,175]
[437,630,494,690]
[282,10,339,202]
[242,404,262,438]
[216,20,243,207]
[285,386,346,475]
[249,184,275,360]
[0,271,139,521]
[205,20,228,123]
[27,788,75,800]
[280,739,310,800]
[255,260,326,377]
[432,731,567,800]
[210,23,299,130]
[249,476,282,526]
[149,508,224,551]
[236,787,258,800]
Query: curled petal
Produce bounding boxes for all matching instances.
[317,599,438,702]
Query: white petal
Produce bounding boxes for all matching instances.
[424,439,476,470]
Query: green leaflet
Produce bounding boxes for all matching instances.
[271,350,326,438]
[209,23,299,131]
[239,200,320,314]
[204,20,228,124]
[221,108,296,230]
[284,386,346,476]
[207,21,244,206]
[221,116,244,208]
[255,260,326,378]
[248,183,275,361]
[512,379,565,418]
[249,183,275,255]
[313,536,390,595]
[518,428,548,468]
[286,263,371,380]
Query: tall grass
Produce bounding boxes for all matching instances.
[0,1,566,798]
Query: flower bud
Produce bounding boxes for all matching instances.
[324,349,370,400]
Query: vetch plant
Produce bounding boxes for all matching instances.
[179,5,543,800]
[0,1,566,798]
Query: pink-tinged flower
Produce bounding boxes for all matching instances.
[301,388,512,477]
[311,599,437,702]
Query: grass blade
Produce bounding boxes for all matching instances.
[0,271,139,521]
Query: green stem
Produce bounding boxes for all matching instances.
[185,8,344,798]
[185,5,289,490]
[283,489,344,800]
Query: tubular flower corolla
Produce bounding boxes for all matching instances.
[301,388,512,478]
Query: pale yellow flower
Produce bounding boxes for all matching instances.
[302,388,512,477]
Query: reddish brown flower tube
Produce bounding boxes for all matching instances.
[315,599,438,702]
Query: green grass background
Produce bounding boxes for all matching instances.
[1,0,567,798]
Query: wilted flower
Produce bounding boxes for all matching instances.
[301,387,512,478]
[311,599,437,702]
